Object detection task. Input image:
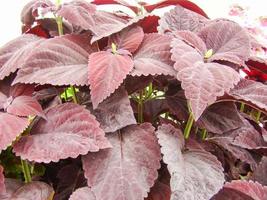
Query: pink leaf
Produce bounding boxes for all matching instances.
[177,62,240,120]
[212,181,267,200]
[9,181,54,200]
[198,20,251,66]
[0,179,23,199]
[13,103,111,163]
[13,34,97,86]
[158,5,208,34]
[157,124,225,200]
[228,79,267,113]
[108,25,144,53]
[0,34,44,80]
[92,88,136,133]
[6,96,43,117]
[69,187,96,200]
[82,123,161,200]
[145,181,171,200]
[131,33,176,77]
[0,165,5,194]
[88,51,134,108]
[0,113,29,151]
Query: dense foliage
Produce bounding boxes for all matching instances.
[0,0,267,199]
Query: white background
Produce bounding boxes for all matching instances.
[0,0,265,45]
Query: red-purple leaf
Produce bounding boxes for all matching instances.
[197,102,244,134]
[131,33,176,77]
[250,156,267,186]
[108,25,144,53]
[158,5,208,34]
[82,123,161,200]
[0,165,5,194]
[13,34,96,86]
[9,181,54,200]
[13,103,111,163]
[0,113,29,151]
[212,181,267,200]
[88,51,134,108]
[177,62,240,120]
[0,34,43,80]
[6,96,43,117]
[157,124,225,200]
[228,79,267,114]
[198,20,251,66]
[92,88,136,133]
[56,0,96,31]
[69,187,96,200]
[0,179,23,199]
[145,181,171,200]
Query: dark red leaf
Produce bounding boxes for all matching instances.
[92,88,136,133]
[14,34,96,86]
[13,103,111,163]
[158,5,208,34]
[132,33,176,77]
[88,51,134,108]
[250,156,267,186]
[108,25,144,53]
[157,124,224,200]
[82,123,161,200]
[138,15,159,33]
[0,34,44,80]
[245,57,267,82]
[69,187,95,200]
[0,165,5,194]
[25,25,50,38]
[212,180,267,200]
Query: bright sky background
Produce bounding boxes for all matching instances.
[0,0,266,45]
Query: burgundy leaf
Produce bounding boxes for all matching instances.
[158,5,208,34]
[197,102,244,134]
[212,180,267,200]
[21,0,54,26]
[0,34,43,80]
[92,88,136,133]
[82,123,161,200]
[145,181,171,200]
[138,15,159,33]
[14,34,96,86]
[132,33,176,77]
[157,124,224,200]
[9,181,54,200]
[13,103,111,163]
[56,0,97,31]
[177,62,240,120]
[6,96,43,117]
[250,156,267,186]
[0,165,5,194]
[0,113,29,151]
[198,20,251,66]
[88,51,134,108]
[108,25,144,53]
[228,79,267,114]
[69,187,96,200]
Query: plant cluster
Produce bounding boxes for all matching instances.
[0,0,267,199]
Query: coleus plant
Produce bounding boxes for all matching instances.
[0,0,267,199]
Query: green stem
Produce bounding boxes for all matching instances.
[138,90,144,123]
[201,129,207,139]
[184,112,194,139]
[240,103,245,112]
[21,160,32,183]
[255,111,261,123]
[70,86,78,104]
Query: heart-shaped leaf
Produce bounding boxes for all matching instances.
[88,51,134,108]
[13,103,111,163]
[157,124,225,200]
[82,123,161,200]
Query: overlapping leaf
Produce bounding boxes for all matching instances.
[197,102,244,134]
[250,156,267,186]
[69,187,95,200]
[145,181,171,200]
[228,79,267,114]
[82,123,161,200]
[13,103,111,163]
[88,51,133,108]
[157,124,224,200]
[212,181,267,200]
[0,34,44,80]
[13,34,97,86]
[132,33,176,77]
[0,165,5,194]
[158,6,208,34]
[92,88,136,133]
